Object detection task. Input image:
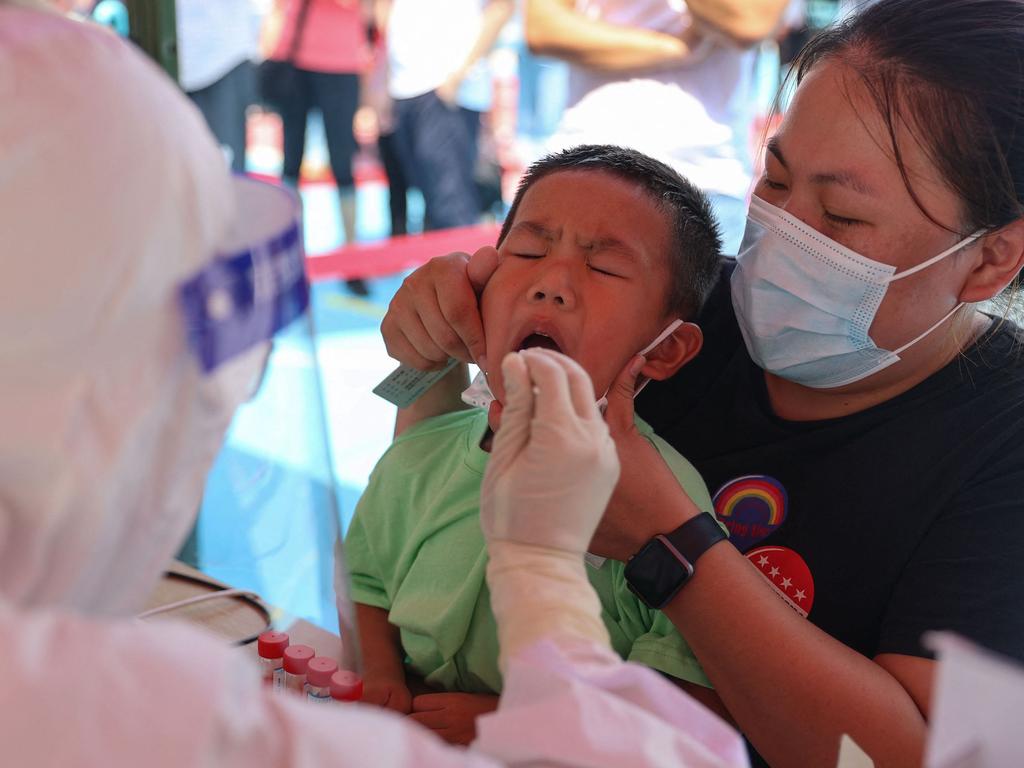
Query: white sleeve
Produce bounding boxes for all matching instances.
[475,639,750,768]
[0,602,495,768]
[0,603,746,768]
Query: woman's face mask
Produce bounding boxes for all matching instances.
[731,196,982,389]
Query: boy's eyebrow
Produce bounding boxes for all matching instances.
[510,221,556,240]
[510,220,639,259]
[586,235,638,260]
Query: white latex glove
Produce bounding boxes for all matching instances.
[480,348,620,553]
[481,349,620,672]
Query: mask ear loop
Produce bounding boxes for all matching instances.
[887,232,984,282]
[596,319,686,412]
[891,303,965,355]
[639,318,685,356]
[886,232,984,355]
[633,318,685,397]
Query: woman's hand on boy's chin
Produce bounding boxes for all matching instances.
[590,356,703,561]
[381,246,500,370]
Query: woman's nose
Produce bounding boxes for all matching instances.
[760,189,816,231]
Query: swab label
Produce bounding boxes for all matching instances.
[373,359,460,408]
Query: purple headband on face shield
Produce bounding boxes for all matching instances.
[178,177,308,379]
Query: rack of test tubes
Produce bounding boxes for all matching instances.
[257,631,363,704]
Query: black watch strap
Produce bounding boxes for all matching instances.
[664,511,728,566]
[623,511,729,609]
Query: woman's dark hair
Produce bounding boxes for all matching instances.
[497,144,723,320]
[792,0,1024,235]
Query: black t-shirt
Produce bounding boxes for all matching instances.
[636,261,1024,664]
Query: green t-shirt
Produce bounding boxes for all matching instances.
[345,409,716,694]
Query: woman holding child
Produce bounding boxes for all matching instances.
[379,1,1024,765]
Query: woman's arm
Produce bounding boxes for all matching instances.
[596,364,927,768]
[381,249,499,435]
[665,541,927,767]
[356,603,413,714]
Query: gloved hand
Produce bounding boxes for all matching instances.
[480,348,620,554]
[481,349,619,672]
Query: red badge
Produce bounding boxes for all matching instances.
[746,546,815,618]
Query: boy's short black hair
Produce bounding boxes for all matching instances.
[497,144,723,319]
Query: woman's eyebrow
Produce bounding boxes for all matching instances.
[767,136,788,168]
[768,136,877,196]
[811,169,877,196]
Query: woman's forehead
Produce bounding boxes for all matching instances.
[779,60,952,200]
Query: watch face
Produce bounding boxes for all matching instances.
[624,537,693,609]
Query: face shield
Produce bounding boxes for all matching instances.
[179,176,361,672]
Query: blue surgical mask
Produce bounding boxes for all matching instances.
[732,196,982,389]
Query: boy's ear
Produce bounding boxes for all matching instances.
[641,322,702,381]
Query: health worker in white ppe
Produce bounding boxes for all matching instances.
[0,4,746,767]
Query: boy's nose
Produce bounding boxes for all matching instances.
[530,289,569,306]
[527,284,576,309]
[526,265,577,309]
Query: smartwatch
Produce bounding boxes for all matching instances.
[624,512,727,609]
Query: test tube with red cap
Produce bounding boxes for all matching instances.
[305,657,339,704]
[329,670,363,703]
[257,631,289,691]
[283,644,315,694]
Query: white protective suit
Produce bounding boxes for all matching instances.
[0,5,747,766]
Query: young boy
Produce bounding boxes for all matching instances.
[345,145,724,742]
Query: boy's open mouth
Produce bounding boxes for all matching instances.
[517,332,563,354]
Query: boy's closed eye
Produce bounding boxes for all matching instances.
[508,250,628,278]
[586,257,626,278]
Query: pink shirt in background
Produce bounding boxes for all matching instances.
[273,0,367,74]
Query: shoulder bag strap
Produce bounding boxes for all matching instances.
[285,0,313,63]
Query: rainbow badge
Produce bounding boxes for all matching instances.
[712,475,788,552]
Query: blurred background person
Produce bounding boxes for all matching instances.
[263,0,372,294]
[177,0,261,174]
[355,18,410,238]
[379,0,514,232]
[525,0,792,254]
